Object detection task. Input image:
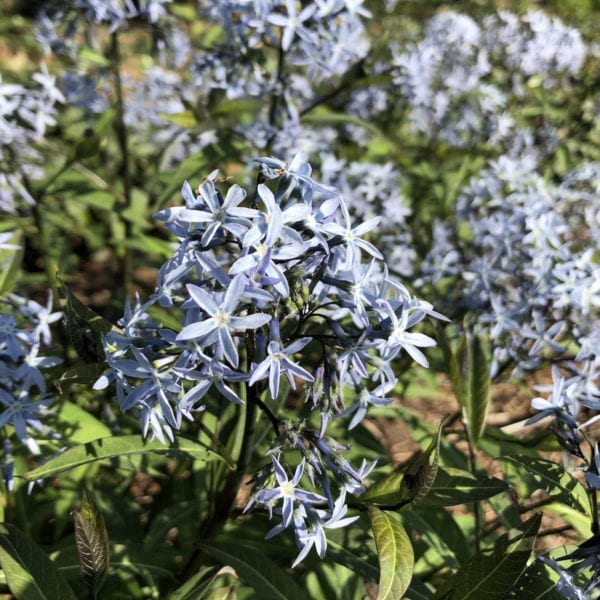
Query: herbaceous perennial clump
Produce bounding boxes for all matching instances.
[94,152,443,564]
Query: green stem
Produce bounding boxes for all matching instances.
[110,31,134,298]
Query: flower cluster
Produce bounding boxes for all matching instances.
[0,68,64,212]
[419,155,600,412]
[0,293,62,488]
[94,153,442,564]
[392,10,587,148]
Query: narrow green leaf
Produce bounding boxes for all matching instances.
[158,111,198,128]
[157,151,210,206]
[434,513,541,599]
[0,229,24,295]
[504,455,590,515]
[468,334,490,443]
[0,523,77,600]
[370,508,414,600]
[74,487,109,596]
[56,272,118,363]
[400,416,447,505]
[327,540,379,582]
[361,418,446,509]
[449,331,468,406]
[421,466,509,506]
[23,434,226,481]
[55,363,109,389]
[450,329,490,444]
[200,541,305,600]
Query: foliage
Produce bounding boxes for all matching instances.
[0,0,599,598]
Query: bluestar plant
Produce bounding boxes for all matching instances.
[0,292,62,489]
[94,152,443,565]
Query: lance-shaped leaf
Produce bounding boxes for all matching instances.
[200,541,305,600]
[421,466,510,506]
[56,271,118,363]
[0,229,24,295]
[74,486,109,596]
[449,329,490,444]
[503,455,590,515]
[23,434,228,481]
[370,508,414,600]
[360,417,446,509]
[0,523,77,600]
[434,513,542,599]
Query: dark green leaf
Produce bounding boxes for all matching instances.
[55,363,109,389]
[74,486,109,596]
[421,466,509,506]
[56,272,117,363]
[505,559,562,599]
[370,508,414,600]
[327,540,379,582]
[200,541,305,600]
[434,513,541,599]
[504,455,590,515]
[0,523,77,600]
[68,132,101,161]
[23,434,226,481]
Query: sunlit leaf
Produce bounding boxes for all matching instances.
[0,523,77,600]
[23,434,227,481]
[450,329,490,444]
[504,455,590,515]
[0,229,24,295]
[370,508,414,600]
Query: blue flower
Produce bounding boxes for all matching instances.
[177,274,271,367]
[255,456,327,527]
[249,335,313,399]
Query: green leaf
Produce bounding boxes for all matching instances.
[327,540,379,582]
[360,471,407,508]
[360,418,446,509]
[55,363,109,389]
[421,466,509,506]
[56,272,118,363]
[503,455,590,515]
[210,98,262,118]
[0,229,24,295]
[450,329,490,444]
[468,334,490,443]
[56,401,112,443]
[74,486,109,596]
[505,559,562,599]
[157,151,210,207]
[0,523,77,600]
[23,434,226,481]
[400,416,446,505]
[370,508,414,600]
[200,541,305,600]
[434,513,541,600]
[158,111,198,128]
[68,131,101,161]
